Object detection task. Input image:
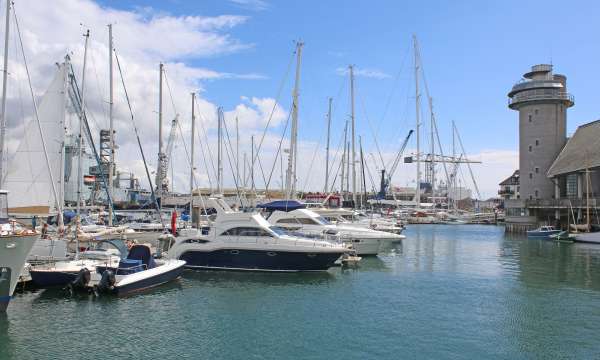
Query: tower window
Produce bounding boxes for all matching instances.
[528,114,532,122]
[535,167,539,174]
[534,109,539,115]
[535,139,539,146]
[535,190,539,198]
[529,173,533,179]
[528,145,532,152]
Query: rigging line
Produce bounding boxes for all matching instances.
[300,130,325,193]
[264,108,291,194]
[364,155,377,193]
[194,101,218,186]
[324,115,348,186]
[359,94,385,170]
[375,42,411,138]
[88,43,108,128]
[12,5,63,223]
[113,50,165,230]
[196,127,213,190]
[246,46,295,186]
[327,142,345,194]
[162,69,179,116]
[220,113,243,201]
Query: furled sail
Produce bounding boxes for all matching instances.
[3,61,67,215]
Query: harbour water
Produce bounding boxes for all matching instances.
[2,225,600,359]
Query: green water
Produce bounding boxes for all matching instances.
[2,225,600,359]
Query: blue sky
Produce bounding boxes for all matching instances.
[96,0,600,151]
[8,0,599,198]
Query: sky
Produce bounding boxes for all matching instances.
[3,0,600,199]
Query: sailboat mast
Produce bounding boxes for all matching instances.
[157,62,164,203]
[286,41,303,199]
[452,120,456,211]
[251,134,255,193]
[350,65,357,207]
[0,0,10,186]
[190,92,195,223]
[236,116,239,188]
[217,107,223,193]
[430,97,435,197]
[77,29,89,218]
[108,24,114,226]
[341,121,347,198]
[413,34,421,209]
[324,97,332,193]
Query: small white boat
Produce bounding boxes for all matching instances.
[87,244,185,296]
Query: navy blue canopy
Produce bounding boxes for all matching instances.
[257,200,306,212]
[127,245,156,269]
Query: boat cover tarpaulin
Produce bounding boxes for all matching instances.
[257,200,306,212]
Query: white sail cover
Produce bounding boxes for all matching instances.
[3,62,67,214]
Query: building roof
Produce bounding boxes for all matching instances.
[499,170,519,186]
[547,120,600,177]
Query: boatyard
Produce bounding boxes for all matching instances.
[2,0,600,359]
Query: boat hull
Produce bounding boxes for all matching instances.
[179,249,343,272]
[0,234,38,312]
[29,270,78,287]
[112,262,185,296]
[526,230,561,239]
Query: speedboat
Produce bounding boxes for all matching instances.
[267,208,405,256]
[86,244,185,296]
[526,226,561,239]
[167,198,348,272]
[28,239,125,287]
[0,190,38,312]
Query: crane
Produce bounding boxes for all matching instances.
[377,130,414,198]
[155,114,179,194]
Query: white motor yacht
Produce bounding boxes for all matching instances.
[167,198,348,272]
[267,209,405,256]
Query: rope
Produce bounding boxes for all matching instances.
[113,50,165,230]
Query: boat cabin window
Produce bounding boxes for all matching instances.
[276,217,318,225]
[221,227,273,237]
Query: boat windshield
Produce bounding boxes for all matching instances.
[315,216,331,225]
[270,226,290,236]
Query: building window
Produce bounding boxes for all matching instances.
[529,173,533,179]
[534,108,539,115]
[535,139,539,146]
[535,190,539,198]
[535,167,539,174]
[566,174,577,198]
[528,114,532,122]
[528,145,532,152]
[529,195,533,200]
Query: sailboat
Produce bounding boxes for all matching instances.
[0,1,40,312]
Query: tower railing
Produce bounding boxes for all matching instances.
[508,92,574,106]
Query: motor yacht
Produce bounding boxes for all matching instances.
[167,198,348,272]
[267,208,404,256]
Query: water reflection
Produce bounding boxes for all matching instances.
[182,269,336,288]
[500,234,600,291]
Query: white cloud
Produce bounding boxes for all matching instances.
[335,66,391,79]
[1,0,280,193]
[229,0,269,11]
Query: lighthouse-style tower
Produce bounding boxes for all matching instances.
[508,64,574,200]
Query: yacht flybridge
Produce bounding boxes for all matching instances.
[167,198,348,272]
